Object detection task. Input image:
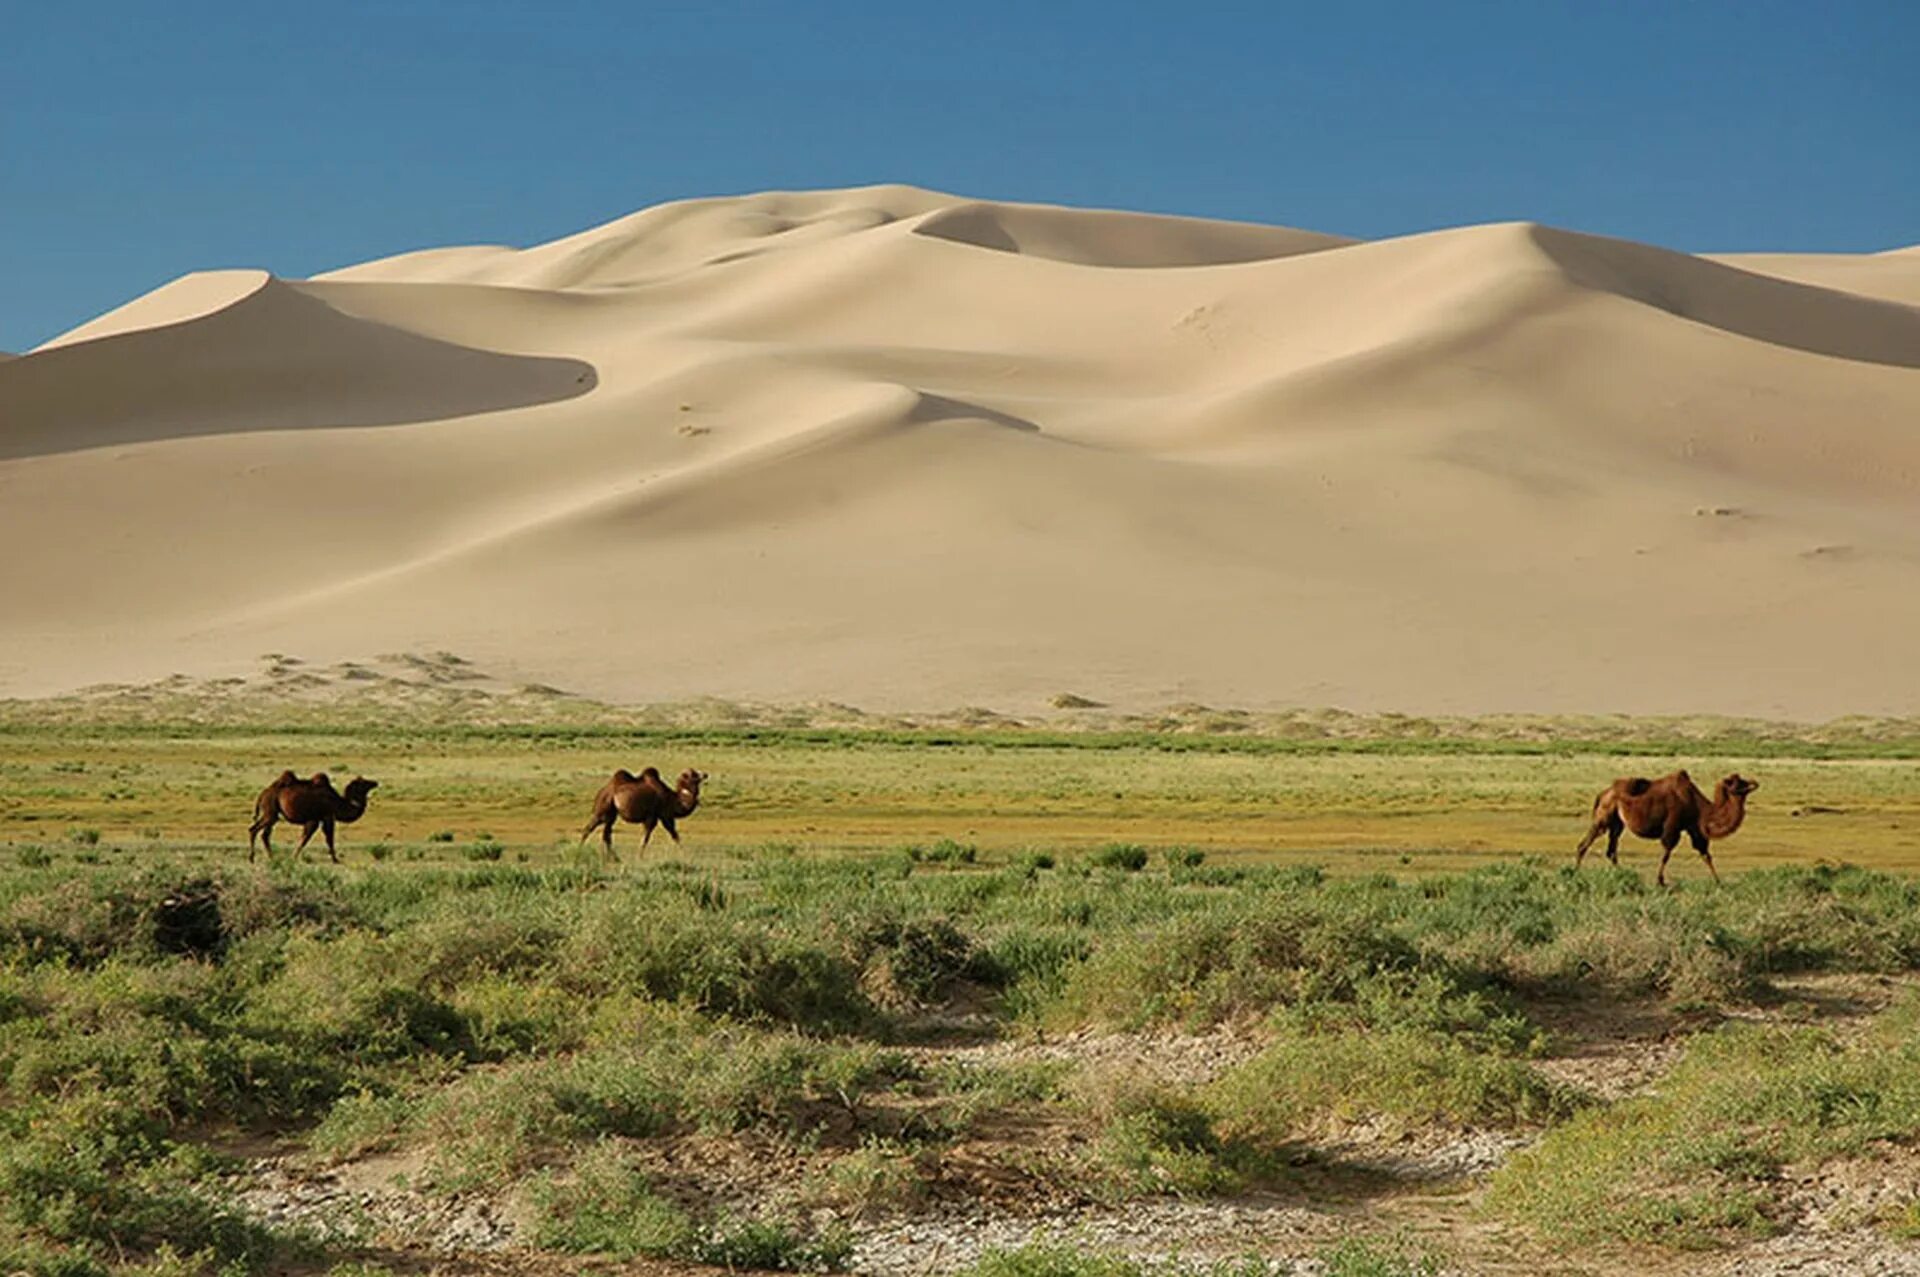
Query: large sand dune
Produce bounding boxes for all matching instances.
[2,185,1916,716]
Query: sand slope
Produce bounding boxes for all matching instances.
[2,186,1917,716]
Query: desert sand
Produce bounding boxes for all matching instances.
[2,185,1916,717]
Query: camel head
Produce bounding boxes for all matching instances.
[1720,774,1758,798]
[342,777,379,803]
[676,769,707,795]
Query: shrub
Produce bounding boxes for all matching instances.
[1318,1233,1445,1277]
[1487,1004,1920,1246]
[1070,1073,1253,1199]
[528,1142,693,1257]
[818,1138,929,1215]
[1089,844,1149,872]
[911,839,978,865]
[1209,1025,1574,1140]
[840,914,987,1007]
[529,1143,848,1269]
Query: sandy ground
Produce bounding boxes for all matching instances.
[3,186,1917,717]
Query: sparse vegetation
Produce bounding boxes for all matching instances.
[3,712,1919,1272]
[1488,996,1920,1247]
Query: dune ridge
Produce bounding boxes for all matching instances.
[2,186,1917,716]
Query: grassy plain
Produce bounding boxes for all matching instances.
[4,698,1920,1276]
[4,718,1920,874]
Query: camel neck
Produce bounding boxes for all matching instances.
[1704,787,1747,839]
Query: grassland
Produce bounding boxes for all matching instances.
[5,713,1920,873]
[4,693,1920,1276]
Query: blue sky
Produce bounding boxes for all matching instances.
[3,1,1915,352]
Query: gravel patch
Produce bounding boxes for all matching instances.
[228,1156,518,1252]
[847,1197,1337,1275]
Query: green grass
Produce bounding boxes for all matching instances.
[5,717,1920,871]
[1488,995,1920,1247]
[530,1140,851,1269]
[1210,1024,1575,1142]
[3,712,1920,1272]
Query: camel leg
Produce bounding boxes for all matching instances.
[640,819,656,850]
[323,818,339,864]
[661,816,679,844]
[1604,817,1622,866]
[1690,830,1719,883]
[1575,821,1601,867]
[1657,832,1680,887]
[295,822,319,859]
[252,814,276,861]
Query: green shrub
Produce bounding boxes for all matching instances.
[818,1137,928,1215]
[1488,1004,1920,1246]
[1071,1074,1253,1199]
[911,839,978,865]
[1210,1025,1574,1139]
[1089,844,1149,872]
[528,1142,693,1258]
[1319,1233,1445,1277]
[530,1143,849,1269]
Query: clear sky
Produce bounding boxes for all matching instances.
[3,1,1915,352]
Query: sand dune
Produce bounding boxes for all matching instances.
[2,186,1917,716]
[0,275,595,458]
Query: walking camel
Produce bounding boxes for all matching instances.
[249,771,379,862]
[1575,770,1757,886]
[579,767,705,857]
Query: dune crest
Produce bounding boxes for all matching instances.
[1,278,595,458]
[911,200,1353,267]
[3,186,1918,716]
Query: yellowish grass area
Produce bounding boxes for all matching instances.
[4,726,1918,874]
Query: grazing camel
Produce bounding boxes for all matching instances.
[1575,770,1757,886]
[249,770,379,862]
[579,767,705,857]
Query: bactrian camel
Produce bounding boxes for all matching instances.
[1575,770,1757,886]
[249,771,379,862]
[579,767,705,857]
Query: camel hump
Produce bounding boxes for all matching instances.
[639,766,663,782]
[611,768,637,784]
[273,769,298,786]
[1672,769,1691,784]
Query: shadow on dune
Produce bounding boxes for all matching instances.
[913,201,1353,268]
[1532,225,1920,369]
[0,278,597,459]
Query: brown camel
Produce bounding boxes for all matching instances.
[579,767,705,857]
[1575,770,1757,885]
[249,770,379,862]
